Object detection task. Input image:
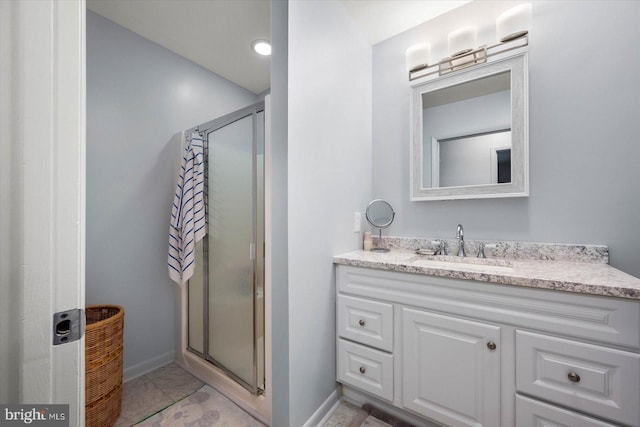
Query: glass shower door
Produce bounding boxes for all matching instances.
[206,112,261,392]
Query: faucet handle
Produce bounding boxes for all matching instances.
[430,240,446,255]
[477,242,486,259]
[477,242,497,258]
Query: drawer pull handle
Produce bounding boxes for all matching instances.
[358,319,366,327]
[359,366,366,374]
[487,341,497,351]
[568,371,581,383]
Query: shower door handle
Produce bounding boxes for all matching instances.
[249,242,256,261]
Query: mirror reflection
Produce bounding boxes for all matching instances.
[423,71,511,189]
[432,129,511,187]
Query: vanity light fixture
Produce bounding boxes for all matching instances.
[496,3,532,42]
[408,3,531,81]
[251,39,271,56]
[405,43,432,73]
[448,27,477,57]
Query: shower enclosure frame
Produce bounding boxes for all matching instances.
[187,101,266,395]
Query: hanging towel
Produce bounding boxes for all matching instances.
[168,131,206,284]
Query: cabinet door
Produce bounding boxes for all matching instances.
[402,307,501,427]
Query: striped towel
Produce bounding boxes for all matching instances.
[168,131,206,284]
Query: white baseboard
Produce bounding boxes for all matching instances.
[123,350,175,383]
[303,387,341,427]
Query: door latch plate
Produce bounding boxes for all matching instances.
[53,308,85,345]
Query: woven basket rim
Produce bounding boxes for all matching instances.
[86,304,124,311]
[85,305,124,331]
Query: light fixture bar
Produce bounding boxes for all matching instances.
[439,46,487,76]
[409,34,528,82]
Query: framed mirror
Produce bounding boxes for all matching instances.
[410,53,528,201]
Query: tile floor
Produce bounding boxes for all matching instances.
[115,363,204,426]
[114,362,375,426]
[324,401,361,426]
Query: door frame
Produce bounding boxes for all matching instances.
[1,0,86,424]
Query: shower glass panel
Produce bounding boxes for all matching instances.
[191,103,264,394]
[188,239,205,355]
[186,102,264,394]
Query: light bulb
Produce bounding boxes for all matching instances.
[496,4,532,42]
[251,40,271,56]
[405,44,432,72]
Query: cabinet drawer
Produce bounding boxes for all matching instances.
[516,330,640,426]
[516,395,619,427]
[337,294,393,351]
[338,338,393,402]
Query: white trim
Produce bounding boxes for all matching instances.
[316,398,342,427]
[4,0,86,424]
[430,136,440,187]
[0,0,20,403]
[123,351,175,383]
[302,387,341,427]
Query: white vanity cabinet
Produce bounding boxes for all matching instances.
[335,264,640,427]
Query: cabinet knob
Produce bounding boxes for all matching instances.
[487,341,497,351]
[359,366,366,374]
[358,319,366,327]
[567,371,581,383]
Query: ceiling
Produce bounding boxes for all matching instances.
[87,0,271,95]
[87,0,470,95]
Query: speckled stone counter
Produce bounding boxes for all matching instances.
[334,238,640,300]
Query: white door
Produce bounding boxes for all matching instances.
[0,1,85,425]
[402,307,501,427]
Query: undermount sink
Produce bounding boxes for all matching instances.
[411,254,514,271]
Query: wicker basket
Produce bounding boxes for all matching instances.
[85,305,124,427]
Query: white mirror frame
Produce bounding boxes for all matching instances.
[410,52,529,201]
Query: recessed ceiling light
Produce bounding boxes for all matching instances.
[251,39,271,56]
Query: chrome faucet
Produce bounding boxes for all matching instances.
[456,224,466,257]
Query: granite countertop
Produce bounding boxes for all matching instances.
[333,249,640,300]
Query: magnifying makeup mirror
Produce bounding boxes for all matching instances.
[365,199,395,253]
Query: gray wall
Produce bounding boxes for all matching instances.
[86,11,257,377]
[288,1,372,425]
[373,0,640,278]
[269,0,290,425]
